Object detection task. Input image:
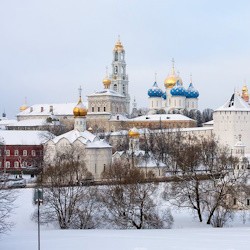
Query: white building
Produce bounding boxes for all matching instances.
[213,92,250,154]
[44,88,112,179]
[147,61,199,113]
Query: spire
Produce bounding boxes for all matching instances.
[171,58,175,75]
[190,73,193,83]
[154,72,157,82]
[103,66,111,89]
[78,86,82,102]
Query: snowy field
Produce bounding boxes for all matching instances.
[1,188,250,250]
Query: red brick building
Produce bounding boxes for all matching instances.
[0,130,44,171]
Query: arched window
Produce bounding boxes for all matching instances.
[14,161,19,168]
[115,52,118,61]
[114,84,118,92]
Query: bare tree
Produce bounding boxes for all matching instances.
[37,146,96,229]
[100,161,173,229]
[163,135,248,226]
[0,186,17,233]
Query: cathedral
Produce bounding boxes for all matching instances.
[148,60,199,114]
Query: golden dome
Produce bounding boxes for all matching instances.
[19,98,28,112]
[74,86,87,117]
[73,98,87,117]
[164,75,178,89]
[113,39,124,52]
[164,59,182,89]
[242,85,249,102]
[103,77,111,89]
[128,127,140,138]
[19,104,28,112]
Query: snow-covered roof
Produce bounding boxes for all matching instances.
[0,130,46,145]
[51,130,97,144]
[6,119,53,127]
[0,119,17,129]
[107,127,213,137]
[17,102,87,117]
[203,120,214,126]
[216,93,250,111]
[86,140,112,148]
[88,89,125,98]
[109,114,129,121]
[129,114,194,122]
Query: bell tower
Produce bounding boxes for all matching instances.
[110,37,130,114]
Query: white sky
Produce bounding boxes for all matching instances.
[1,0,250,118]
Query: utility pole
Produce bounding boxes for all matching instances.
[34,188,43,250]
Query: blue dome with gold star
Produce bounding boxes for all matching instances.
[186,82,199,98]
[170,80,186,96]
[148,82,163,98]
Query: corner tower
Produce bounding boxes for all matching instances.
[110,37,130,114]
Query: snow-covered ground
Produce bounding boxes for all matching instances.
[1,188,250,250]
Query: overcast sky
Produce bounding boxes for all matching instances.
[1,0,250,118]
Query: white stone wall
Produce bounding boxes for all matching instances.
[85,147,112,179]
[149,97,162,110]
[213,110,250,153]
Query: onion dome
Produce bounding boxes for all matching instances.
[19,104,28,112]
[19,98,28,112]
[148,82,163,98]
[242,85,249,102]
[88,127,93,132]
[113,37,124,52]
[164,59,183,89]
[103,67,111,89]
[186,82,199,98]
[103,77,111,89]
[128,127,140,138]
[162,91,167,100]
[73,86,87,117]
[170,80,187,96]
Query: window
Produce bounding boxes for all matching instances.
[98,107,100,112]
[14,150,19,156]
[23,150,27,156]
[0,162,2,168]
[5,150,10,156]
[5,161,10,168]
[92,107,94,112]
[114,84,117,92]
[103,164,106,172]
[247,199,250,206]
[32,150,36,156]
[104,107,106,112]
[14,161,19,168]
[233,198,237,205]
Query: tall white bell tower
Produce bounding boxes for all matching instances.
[110,37,130,114]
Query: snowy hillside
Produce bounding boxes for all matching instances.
[1,188,250,250]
